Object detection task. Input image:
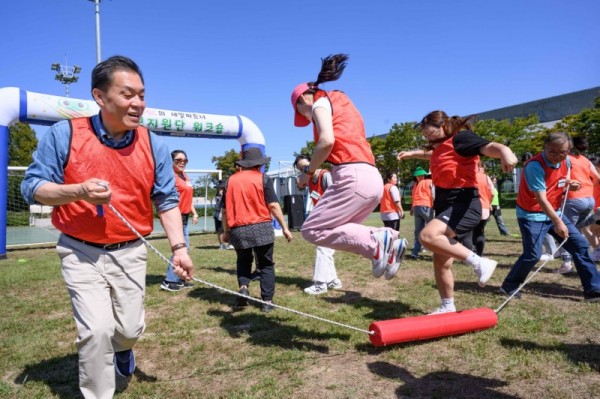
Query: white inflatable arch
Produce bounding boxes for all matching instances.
[0,87,266,259]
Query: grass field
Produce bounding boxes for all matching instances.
[1,211,600,398]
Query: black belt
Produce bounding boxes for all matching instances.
[64,234,140,251]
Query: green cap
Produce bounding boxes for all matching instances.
[413,166,428,177]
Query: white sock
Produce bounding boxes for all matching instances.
[464,251,483,268]
[441,298,455,310]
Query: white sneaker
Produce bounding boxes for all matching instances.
[226,244,235,250]
[554,262,573,274]
[384,238,408,280]
[428,306,456,315]
[540,253,554,262]
[327,279,343,290]
[304,283,328,295]
[591,247,600,262]
[371,230,393,278]
[474,258,498,287]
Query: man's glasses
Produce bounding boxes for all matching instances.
[173,158,188,165]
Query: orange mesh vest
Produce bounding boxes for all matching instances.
[411,179,433,208]
[312,90,375,166]
[308,169,327,206]
[477,172,493,210]
[430,135,479,189]
[517,153,568,212]
[567,154,594,199]
[175,172,193,214]
[225,170,271,228]
[52,117,155,242]
[380,183,398,212]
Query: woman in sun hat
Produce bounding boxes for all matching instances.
[291,53,408,281]
[222,147,293,312]
[409,166,433,260]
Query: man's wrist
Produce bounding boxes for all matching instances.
[171,243,187,251]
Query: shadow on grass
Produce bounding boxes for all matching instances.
[207,309,351,352]
[501,338,600,371]
[14,354,81,399]
[13,354,158,399]
[367,361,519,399]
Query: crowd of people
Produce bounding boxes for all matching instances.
[19,53,600,398]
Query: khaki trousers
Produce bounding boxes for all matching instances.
[57,234,146,399]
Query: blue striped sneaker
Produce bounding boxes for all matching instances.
[384,238,408,280]
[372,230,393,278]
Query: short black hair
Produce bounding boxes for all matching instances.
[91,55,144,93]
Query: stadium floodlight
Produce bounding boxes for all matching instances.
[50,62,82,97]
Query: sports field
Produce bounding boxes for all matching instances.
[1,211,599,398]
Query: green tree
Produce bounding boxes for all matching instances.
[549,97,600,156]
[9,122,37,166]
[8,123,38,216]
[375,122,426,185]
[473,114,544,176]
[211,148,241,185]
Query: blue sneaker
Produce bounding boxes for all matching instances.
[372,230,393,278]
[384,238,408,280]
[114,349,136,377]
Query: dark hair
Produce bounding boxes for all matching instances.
[293,154,311,170]
[171,150,187,160]
[384,172,396,182]
[572,136,588,154]
[301,54,349,98]
[521,152,533,164]
[418,110,477,139]
[91,55,144,93]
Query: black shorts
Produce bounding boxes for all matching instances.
[434,187,481,243]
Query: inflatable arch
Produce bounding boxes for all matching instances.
[0,87,267,259]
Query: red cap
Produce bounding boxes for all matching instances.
[291,82,311,127]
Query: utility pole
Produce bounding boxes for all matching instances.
[88,0,102,64]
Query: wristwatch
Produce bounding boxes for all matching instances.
[303,165,314,176]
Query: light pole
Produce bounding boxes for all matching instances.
[88,0,102,63]
[50,63,82,97]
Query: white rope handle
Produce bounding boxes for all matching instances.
[106,203,374,335]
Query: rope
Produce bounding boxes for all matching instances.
[106,203,374,336]
[495,189,571,314]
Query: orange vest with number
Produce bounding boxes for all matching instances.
[225,169,272,228]
[312,90,375,166]
[308,169,327,206]
[517,153,568,212]
[52,117,155,242]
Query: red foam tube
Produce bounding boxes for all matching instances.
[369,307,498,346]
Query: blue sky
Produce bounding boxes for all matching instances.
[1,0,599,171]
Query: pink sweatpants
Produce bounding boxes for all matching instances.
[301,163,397,259]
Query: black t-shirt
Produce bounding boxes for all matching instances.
[453,130,490,157]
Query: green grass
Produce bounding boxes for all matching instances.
[2,210,600,398]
